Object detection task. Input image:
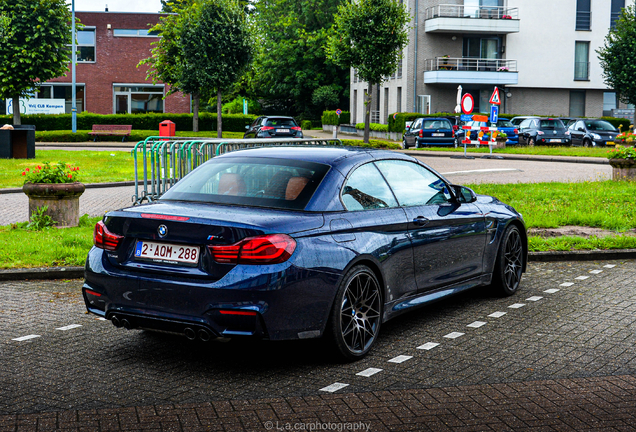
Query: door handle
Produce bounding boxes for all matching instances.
[412,216,429,226]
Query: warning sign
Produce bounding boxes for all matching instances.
[489,87,501,105]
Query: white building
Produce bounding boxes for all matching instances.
[350,0,634,124]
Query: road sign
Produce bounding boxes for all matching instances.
[336,108,342,116]
[461,94,474,114]
[460,114,473,122]
[489,87,501,105]
[490,105,499,123]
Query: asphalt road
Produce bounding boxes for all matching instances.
[2,259,636,430]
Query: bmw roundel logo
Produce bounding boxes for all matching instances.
[158,224,168,238]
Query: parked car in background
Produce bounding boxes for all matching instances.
[455,119,519,147]
[567,119,619,147]
[402,117,455,148]
[83,147,527,360]
[510,116,539,127]
[518,118,570,146]
[244,116,303,139]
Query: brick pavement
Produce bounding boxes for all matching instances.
[1,260,636,430]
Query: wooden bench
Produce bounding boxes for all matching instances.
[88,124,132,142]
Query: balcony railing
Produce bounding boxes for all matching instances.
[574,61,590,81]
[424,57,517,72]
[425,5,519,20]
[576,10,591,30]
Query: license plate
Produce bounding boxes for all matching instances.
[606,141,614,145]
[432,133,445,137]
[277,129,290,133]
[135,241,199,265]
[549,139,562,143]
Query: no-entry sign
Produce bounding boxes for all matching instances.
[461,94,474,114]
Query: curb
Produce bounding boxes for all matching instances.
[0,181,136,195]
[1,249,635,282]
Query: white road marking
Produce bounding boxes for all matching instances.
[589,270,603,274]
[417,342,440,350]
[97,317,107,321]
[443,332,465,339]
[319,383,349,392]
[508,303,526,309]
[467,321,487,328]
[441,168,520,175]
[488,312,507,318]
[575,276,589,280]
[356,368,383,377]
[526,296,543,302]
[544,289,560,294]
[388,355,413,363]
[12,335,40,342]
[56,324,82,331]
[560,282,575,287]
[604,264,616,269]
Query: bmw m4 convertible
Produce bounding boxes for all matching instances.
[83,147,527,360]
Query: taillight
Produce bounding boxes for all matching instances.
[209,234,296,264]
[291,126,302,131]
[514,128,518,134]
[419,130,423,138]
[94,221,124,251]
[537,131,544,135]
[260,126,274,131]
[453,125,459,131]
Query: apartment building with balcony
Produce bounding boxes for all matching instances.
[350,0,633,124]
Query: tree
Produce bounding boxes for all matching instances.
[248,0,349,119]
[0,0,72,125]
[326,0,410,143]
[143,0,252,134]
[598,4,636,107]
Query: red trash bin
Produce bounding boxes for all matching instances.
[159,120,176,137]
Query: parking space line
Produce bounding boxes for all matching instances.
[508,303,526,309]
[417,342,440,350]
[467,321,487,328]
[488,312,507,318]
[388,355,413,363]
[575,276,589,280]
[12,335,40,342]
[443,332,465,339]
[319,383,349,392]
[544,289,560,294]
[56,324,82,331]
[526,296,543,302]
[589,270,603,274]
[604,264,616,269]
[560,282,575,287]
[356,368,383,377]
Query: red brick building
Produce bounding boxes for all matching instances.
[41,11,190,115]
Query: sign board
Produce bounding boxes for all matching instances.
[472,115,489,122]
[336,108,342,116]
[490,105,499,123]
[489,87,501,105]
[461,94,474,114]
[6,98,66,115]
[460,114,473,122]
[243,99,248,115]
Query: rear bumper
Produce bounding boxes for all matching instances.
[83,247,339,341]
[416,137,455,147]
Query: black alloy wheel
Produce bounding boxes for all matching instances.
[328,265,382,360]
[528,137,535,147]
[492,225,524,296]
[401,137,408,149]
[583,139,592,148]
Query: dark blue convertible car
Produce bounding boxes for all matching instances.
[84,147,527,360]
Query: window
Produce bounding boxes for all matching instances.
[75,29,95,62]
[113,29,160,37]
[603,92,617,117]
[353,90,357,124]
[113,85,164,114]
[574,41,590,80]
[397,87,402,113]
[397,56,403,79]
[342,163,397,211]
[36,84,85,113]
[576,0,591,30]
[569,90,586,117]
[611,0,625,28]
[383,88,389,121]
[375,160,451,207]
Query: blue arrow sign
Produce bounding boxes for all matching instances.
[460,114,473,122]
[490,105,499,124]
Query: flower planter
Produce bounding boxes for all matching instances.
[493,139,506,149]
[608,158,636,181]
[22,182,85,227]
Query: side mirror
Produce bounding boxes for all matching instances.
[577,127,585,132]
[452,185,477,203]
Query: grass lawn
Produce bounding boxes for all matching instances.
[1,180,635,268]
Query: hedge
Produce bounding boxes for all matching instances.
[0,112,258,132]
[321,110,351,125]
[34,130,245,142]
[301,120,313,131]
[355,122,389,132]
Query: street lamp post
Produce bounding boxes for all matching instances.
[71,0,77,133]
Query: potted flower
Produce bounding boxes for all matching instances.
[497,66,509,72]
[607,145,636,180]
[22,161,85,227]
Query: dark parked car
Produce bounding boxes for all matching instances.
[510,116,539,127]
[402,117,455,148]
[518,118,571,146]
[455,119,519,147]
[84,147,527,360]
[567,119,619,147]
[244,116,303,139]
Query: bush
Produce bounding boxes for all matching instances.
[301,120,312,131]
[0,112,258,132]
[221,97,261,115]
[321,110,351,125]
[355,123,389,132]
[341,139,400,149]
[601,117,632,131]
[388,112,463,133]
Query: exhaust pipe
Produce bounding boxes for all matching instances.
[184,327,196,340]
[198,329,211,342]
[121,319,131,330]
[111,316,122,328]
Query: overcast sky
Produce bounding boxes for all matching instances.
[66,0,163,13]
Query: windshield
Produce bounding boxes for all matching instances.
[264,118,297,127]
[497,120,514,127]
[585,120,617,131]
[423,119,452,129]
[159,157,330,210]
[539,120,565,129]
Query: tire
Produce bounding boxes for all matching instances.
[583,139,592,148]
[401,137,408,149]
[491,225,525,296]
[528,137,535,147]
[455,137,460,148]
[327,265,382,361]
